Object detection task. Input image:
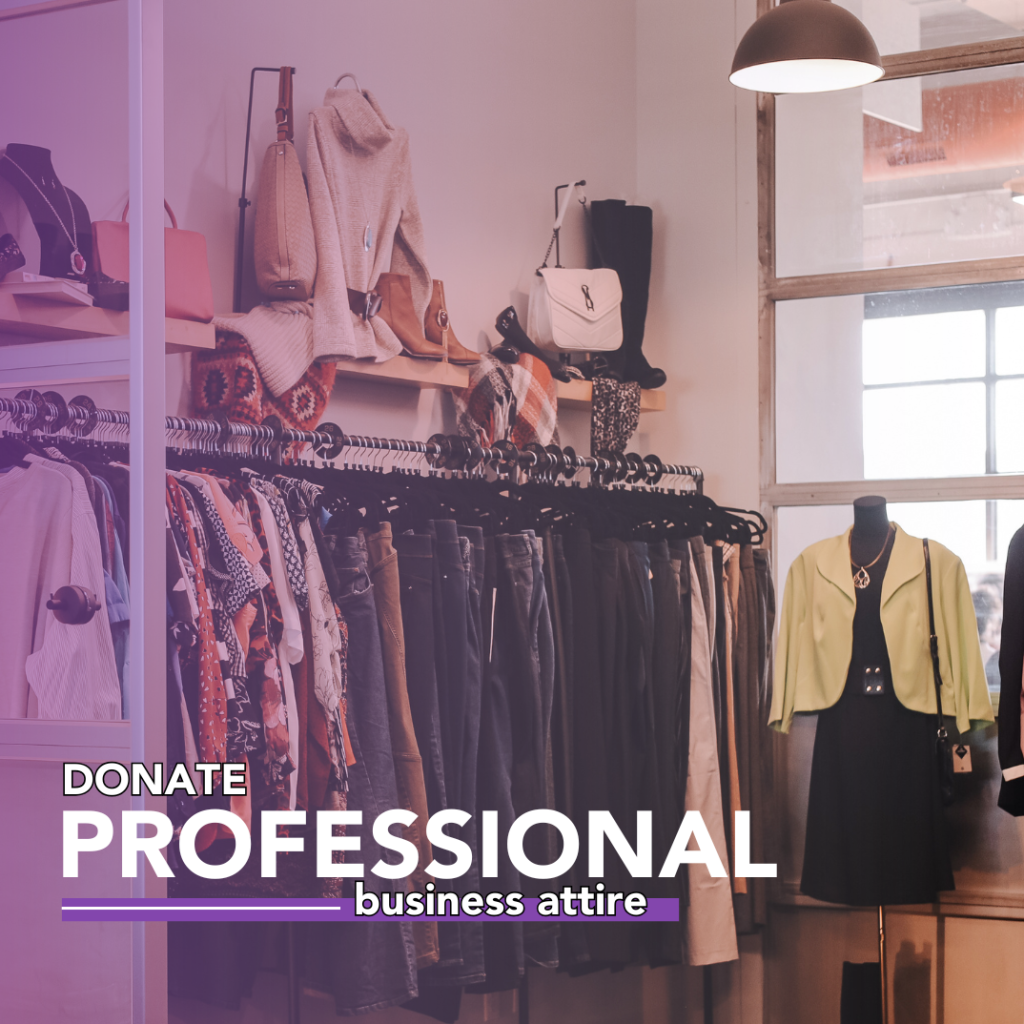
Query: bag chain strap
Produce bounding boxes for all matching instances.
[539,230,557,272]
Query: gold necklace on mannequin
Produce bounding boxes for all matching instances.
[850,524,894,589]
[1,152,86,275]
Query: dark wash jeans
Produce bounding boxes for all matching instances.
[469,534,524,992]
[415,522,485,989]
[493,531,559,969]
[303,533,417,1015]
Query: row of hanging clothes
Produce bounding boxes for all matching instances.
[0,398,129,721]
[0,393,777,1024]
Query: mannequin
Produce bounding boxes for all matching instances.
[850,495,890,567]
[0,144,92,279]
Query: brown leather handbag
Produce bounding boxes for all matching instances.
[253,66,316,301]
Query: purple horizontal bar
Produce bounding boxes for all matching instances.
[62,896,680,923]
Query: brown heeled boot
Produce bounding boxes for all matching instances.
[375,272,446,360]
[425,280,480,365]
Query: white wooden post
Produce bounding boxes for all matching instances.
[128,0,167,1020]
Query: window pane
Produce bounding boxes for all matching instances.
[777,65,1024,276]
[863,382,986,478]
[888,500,989,567]
[995,305,1024,374]
[864,309,985,384]
[848,0,1024,54]
[775,286,1020,484]
[996,378,1024,471]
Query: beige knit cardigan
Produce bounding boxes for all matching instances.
[213,89,433,397]
[308,87,433,364]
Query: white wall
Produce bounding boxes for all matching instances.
[163,0,640,450]
[635,0,760,511]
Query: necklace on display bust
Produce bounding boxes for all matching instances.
[1,152,86,275]
[850,523,894,590]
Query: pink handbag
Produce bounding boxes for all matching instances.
[91,200,215,322]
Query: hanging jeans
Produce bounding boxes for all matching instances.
[393,533,448,816]
[471,535,525,992]
[492,531,559,969]
[393,531,459,972]
[544,530,589,972]
[417,521,485,988]
[306,534,417,1014]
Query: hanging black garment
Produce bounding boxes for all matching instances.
[801,533,954,906]
[998,524,1024,815]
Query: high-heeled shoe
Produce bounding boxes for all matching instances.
[424,280,480,365]
[491,342,520,364]
[376,272,446,360]
[494,306,572,382]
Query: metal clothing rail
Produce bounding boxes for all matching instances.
[0,393,704,491]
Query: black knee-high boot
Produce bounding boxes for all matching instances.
[590,199,666,390]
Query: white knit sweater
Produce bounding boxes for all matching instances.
[308,88,433,364]
[213,90,434,397]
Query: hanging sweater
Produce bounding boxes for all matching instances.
[213,89,433,396]
[307,88,433,364]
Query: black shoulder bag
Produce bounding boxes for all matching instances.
[924,538,956,807]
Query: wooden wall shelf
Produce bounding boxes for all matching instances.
[332,354,666,411]
[0,292,215,352]
[333,355,470,390]
[215,313,665,409]
[556,378,666,412]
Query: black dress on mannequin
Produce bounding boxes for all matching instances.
[800,497,954,906]
[0,144,92,279]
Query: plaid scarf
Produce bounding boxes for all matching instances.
[454,352,559,448]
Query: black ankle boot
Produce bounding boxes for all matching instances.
[494,306,573,382]
[590,200,666,390]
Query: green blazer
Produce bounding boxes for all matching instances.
[770,523,994,735]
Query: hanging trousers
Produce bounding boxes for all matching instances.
[310,534,417,1014]
[646,540,688,965]
[683,541,738,967]
[365,522,439,968]
[544,530,590,972]
[493,531,559,969]
[588,538,634,969]
[393,531,460,971]
[471,534,525,992]
[417,521,485,988]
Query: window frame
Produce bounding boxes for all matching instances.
[758,19,1024,521]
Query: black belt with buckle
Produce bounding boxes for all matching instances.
[347,288,382,320]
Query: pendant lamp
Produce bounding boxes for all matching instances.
[730,0,884,94]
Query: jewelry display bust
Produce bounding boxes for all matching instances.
[0,144,92,279]
[850,495,892,586]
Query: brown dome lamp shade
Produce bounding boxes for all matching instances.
[730,0,884,94]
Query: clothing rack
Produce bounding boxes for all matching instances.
[2,392,735,1024]
[0,392,705,492]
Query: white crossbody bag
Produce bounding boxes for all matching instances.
[527,183,623,353]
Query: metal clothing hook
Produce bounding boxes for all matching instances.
[334,72,361,91]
